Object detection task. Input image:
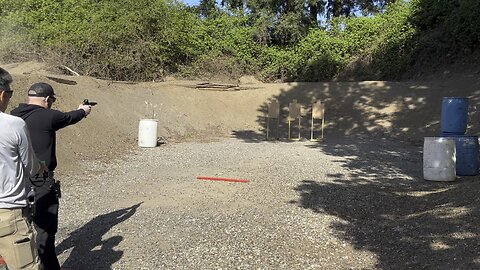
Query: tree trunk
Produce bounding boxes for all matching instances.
[332,0,342,17]
[309,1,318,27]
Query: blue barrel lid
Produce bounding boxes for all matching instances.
[442,97,468,99]
[440,134,478,138]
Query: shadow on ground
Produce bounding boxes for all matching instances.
[232,79,480,144]
[295,136,479,269]
[231,78,480,268]
[294,179,480,269]
[56,203,142,269]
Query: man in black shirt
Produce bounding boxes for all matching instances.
[11,82,92,270]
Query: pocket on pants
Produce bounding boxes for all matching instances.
[12,237,35,268]
[0,213,15,237]
[10,218,36,268]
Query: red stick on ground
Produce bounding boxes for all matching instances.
[197,176,250,183]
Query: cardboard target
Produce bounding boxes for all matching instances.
[288,100,301,120]
[312,101,324,119]
[267,100,280,118]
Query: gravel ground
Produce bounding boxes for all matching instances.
[54,137,480,270]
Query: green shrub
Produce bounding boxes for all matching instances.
[258,46,297,82]
[0,0,478,81]
[369,1,417,78]
[408,0,480,58]
[445,0,480,49]
[179,14,265,78]
[1,0,210,80]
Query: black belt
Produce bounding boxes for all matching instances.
[30,171,55,185]
[22,207,30,217]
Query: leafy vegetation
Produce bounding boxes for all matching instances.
[0,0,478,81]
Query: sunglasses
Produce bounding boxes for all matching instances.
[47,96,56,102]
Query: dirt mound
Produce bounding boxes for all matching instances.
[238,75,262,85]
[4,62,274,172]
[3,61,480,173]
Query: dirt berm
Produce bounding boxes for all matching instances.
[3,61,480,173]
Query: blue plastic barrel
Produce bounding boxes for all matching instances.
[440,97,468,134]
[442,135,479,176]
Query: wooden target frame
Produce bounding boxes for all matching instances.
[288,100,302,141]
[310,100,325,141]
[266,99,280,140]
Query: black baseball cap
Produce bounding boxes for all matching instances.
[28,82,56,98]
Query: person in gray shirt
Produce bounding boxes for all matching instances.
[0,67,44,270]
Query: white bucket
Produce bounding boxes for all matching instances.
[138,119,158,148]
[423,137,456,181]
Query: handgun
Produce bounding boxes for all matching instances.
[83,99,98,106]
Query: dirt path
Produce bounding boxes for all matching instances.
[54,137,480,269]
[53,138,400,269]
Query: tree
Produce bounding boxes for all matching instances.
[199,0,217,18]
[218,0,396,46]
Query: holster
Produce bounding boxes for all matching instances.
[25,187,35,222]
[52,180,61,198]
[28,171,62,201]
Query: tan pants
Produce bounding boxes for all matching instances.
[0,208,38,270]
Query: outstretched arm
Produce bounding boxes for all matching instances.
[52,104,91,130]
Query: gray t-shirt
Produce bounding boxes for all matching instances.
[0,112,40,208]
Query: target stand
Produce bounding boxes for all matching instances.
[310,100,325,142]
[288,99,302,141]
[266,99,280,140]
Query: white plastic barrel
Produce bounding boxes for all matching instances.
[423,137,456,181]
[138,119,158,148]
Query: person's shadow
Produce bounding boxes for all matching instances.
[56,202,142,269]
